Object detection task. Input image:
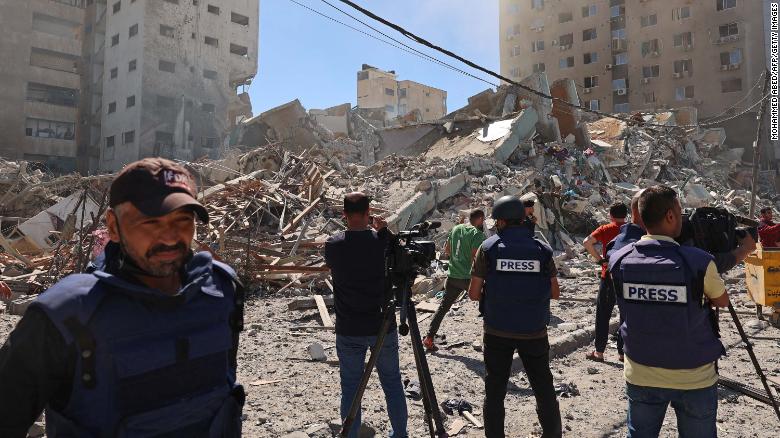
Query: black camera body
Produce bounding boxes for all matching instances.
[680,207,757,254]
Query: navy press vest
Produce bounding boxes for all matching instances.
[609,239,724,369]
[32,251,244,438]
[483,227,553,334]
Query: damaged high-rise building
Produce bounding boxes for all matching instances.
[0,0,259,173]
[357,64,447,122]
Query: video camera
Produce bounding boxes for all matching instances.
[679,207,758,255]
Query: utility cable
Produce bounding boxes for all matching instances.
[333,0,766,129]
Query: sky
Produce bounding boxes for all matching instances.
[250,0,500,114]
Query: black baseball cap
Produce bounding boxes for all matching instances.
[523,199,535,208]
[109,158,209,223]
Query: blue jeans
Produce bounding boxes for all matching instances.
[337,331,408,438]
[626,383,718,438]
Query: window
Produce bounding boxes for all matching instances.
[582,4,597,18]
[589,99,600,111]
[531,40,544,52]
[642,65,660,78]
[399,88,407,98]
[163,0,178,3]
[230,43,248,57]
[126,95,135,108]
[719,23,739,37]
[673,32,693,47]
[614,103,630,113]
[675,85,694,100]
[584,76,599,88]
[641,39,660,57]
[612,78,627,90]
[157,95,175,108]
[510,67,522,77]
[717,0,737,11]
[106,136,115,148]
[610,5,624,18]
[507,3,520,15]
[531,0,543,10]
[644,92,656,104]
[207,4,219,14]
[720,48,742,66]
[559,56,574,69]
[384,105,395,112]
[25,118,75,140]
[29,47,79,74]
[32,13,80,39]
[129,24,138,38]
[583,28,597,41]
[159,60,175,73]
[611,28,626,39]
[231,12,249,25]
[532,63,545,73]
[721,78,742,92]
[614,52,628,65]
[110,67,118,79]
[511,45,523,57]
[111,34,119,46]
[26,82,78,107]
[384,88,395,96]
[673,7,691,20]
[558,12,573,23]
[583,52,598,64]
[673,59,693,73]
[559,33,574,46]
[108,102,116,113]
[160,24,175,38]
[640,14,657,27]
[128,59,136,71]
[204,36,218,47]
[123,130,135,144]
[357,71,368,81]
[202,103,215,113]
[203,69,217,80]
[113,1,120,14]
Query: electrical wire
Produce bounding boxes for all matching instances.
[332,0,768,129]
[702,70,766,123]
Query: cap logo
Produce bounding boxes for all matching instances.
[162,169,191,192]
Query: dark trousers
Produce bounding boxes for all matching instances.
[483,333,561,438]
[595,277,623,355]
[426,277,469,338]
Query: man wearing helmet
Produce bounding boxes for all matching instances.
[468,195,562,438]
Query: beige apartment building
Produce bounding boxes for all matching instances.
[357,64,447,121]
[499,0,766,120]
[0,0,259,173]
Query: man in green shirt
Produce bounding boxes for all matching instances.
[423,209,486,352]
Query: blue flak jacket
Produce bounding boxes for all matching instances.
[32,250,244,438]
[483,226,553,335]
[609,239,724,370]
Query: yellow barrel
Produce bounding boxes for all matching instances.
[744,245,780,307]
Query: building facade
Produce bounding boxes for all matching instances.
[499,0,766,118]
[0,0,258,173]
[357,64,447,121]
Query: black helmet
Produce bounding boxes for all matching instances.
[492,195,525,220]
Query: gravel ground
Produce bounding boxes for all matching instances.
[1,268,779,437]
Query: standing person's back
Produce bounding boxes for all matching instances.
[324,193,408,438]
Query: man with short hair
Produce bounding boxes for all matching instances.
[610,185,728,437]
[0,158,245,437]
[469,196,562,438]
[758,207,780,248]
[423,209,486,352]
[583,202,628,362]
[523,199,538,231]
[325,192,408,438]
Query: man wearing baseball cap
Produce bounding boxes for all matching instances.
[0,158,245,437]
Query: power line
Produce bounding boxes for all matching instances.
[283,0,498,89]
[332,0,765,130]
[703,70,766,124]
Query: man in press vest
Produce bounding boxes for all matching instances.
[468,195,562,438]
[609,185,728,437]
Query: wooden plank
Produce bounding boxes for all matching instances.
[288,296,334,311]
[313,294,334,328]
[416,301,440,313]
[249,379,286,386]
[254,264,330,273]
[281,196,323,235]
[446,418,467,436]
[463,411,483,428]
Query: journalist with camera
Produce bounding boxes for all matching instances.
[324,192,408,438]
[468,195,562,438]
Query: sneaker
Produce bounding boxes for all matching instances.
[422,336,438,352]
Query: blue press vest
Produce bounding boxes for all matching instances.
[609,239,724,369]
[32,251,243,438]
[483,227,552,334]
[606,223,645,259]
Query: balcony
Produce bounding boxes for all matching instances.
[611,38,628,52]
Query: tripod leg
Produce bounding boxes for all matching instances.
[341,306,396,437]
[727,302,780,422]
[406,299,450,437]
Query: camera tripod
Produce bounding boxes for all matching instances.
[341,226,448,437]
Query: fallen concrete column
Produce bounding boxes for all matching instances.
[386,172,469,232]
